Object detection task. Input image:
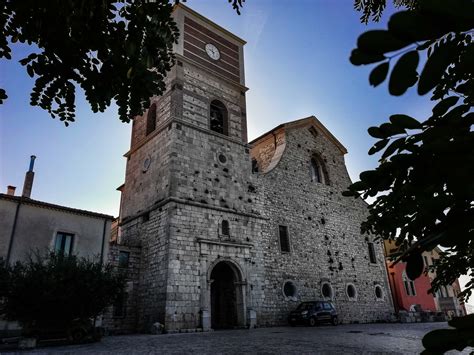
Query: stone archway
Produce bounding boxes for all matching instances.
[209,261,245,329]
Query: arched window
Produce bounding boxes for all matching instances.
[402,271,416,296]
[310,155,329,185]
[251,158,259,173]
[346,284,357,300]
[310,158,322,183]
[146,103,157,135]
[321,282,333,300]
[210,100,228,135]
[375,285,383,299]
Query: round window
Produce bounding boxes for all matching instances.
[375,285,383,299]
[283,281,297,298]
[346,284,357,299]
[218,154,227,164]
[321,282,333,299]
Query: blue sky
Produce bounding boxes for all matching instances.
[1,0,432,216]
[1,1,470,300]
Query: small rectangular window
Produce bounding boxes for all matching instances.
[55,232,74,256]
[113,292,127,318]
[251,159,259,173]
[146,104,157,135]
[279,225,290,253]
[221,220,230,236]
[118,251,130,268]
[368,242,377,264]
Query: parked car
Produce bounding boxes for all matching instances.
[288,301,338,326]
[25,319,103,344]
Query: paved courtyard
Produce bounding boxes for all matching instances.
[20,322,472,354]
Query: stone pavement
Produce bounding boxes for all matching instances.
[23,322,474,354]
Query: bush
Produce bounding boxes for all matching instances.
[0,252,125,337]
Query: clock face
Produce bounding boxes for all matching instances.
[205,43,220,60]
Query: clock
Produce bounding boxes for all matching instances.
[205,43,220,60]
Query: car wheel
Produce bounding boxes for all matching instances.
[331,316,338,326]
[70,328,86,343]
[309,317,317,327]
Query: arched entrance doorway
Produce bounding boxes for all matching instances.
[210,261,244,329]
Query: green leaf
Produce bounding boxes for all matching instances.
[422,328,473,353]
[146,55,153,68]
[405,252,424,280]
[357,30,410,54]
[432,96,459,116]
[369,62,389,87]
[381,137,405,159]
[368,126,385,138]
[349,180,368,192]
[380,122,406,137]
[420,0,474,27]
[359,170,379,184]
[369,139,390,155]
[341,190,356,197]
[388,11,445,42]
[417,39,435,51]
[448,314,474,330]
[388,50,419,96]
[0,88,7,104]
[26,65,34,78]
[418,41,455,95]
[389,114,421,129]
[350,49,385,66]
[455,82,470,95]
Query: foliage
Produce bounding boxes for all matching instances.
[346,0,473,303]
[421,314,474,354]
[348,1,474,351]
[0,0,179,125]
[0,252,125,334]
[354,0,417,24]
[0,0,245,125]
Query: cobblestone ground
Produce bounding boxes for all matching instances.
[22,322,473,354]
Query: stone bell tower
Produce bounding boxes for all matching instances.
[118,4,265,332]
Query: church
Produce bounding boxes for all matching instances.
[105,4,394,333]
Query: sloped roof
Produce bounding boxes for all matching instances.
[249,116,347,155]
[0,194,114,220]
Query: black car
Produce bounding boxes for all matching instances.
[288,301,338,326]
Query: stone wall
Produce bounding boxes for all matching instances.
[181,61,246,142]
[169,121,259,215]
[254,123,394,325]
[117,36,394,332]
[156,59,266,330]
[163,201,266,330]
[103,243,142,334]
[120,125,174,220]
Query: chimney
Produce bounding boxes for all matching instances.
[6,185,16,196]
[22,155,36,198]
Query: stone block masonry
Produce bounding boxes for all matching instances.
[110,3,394,334]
